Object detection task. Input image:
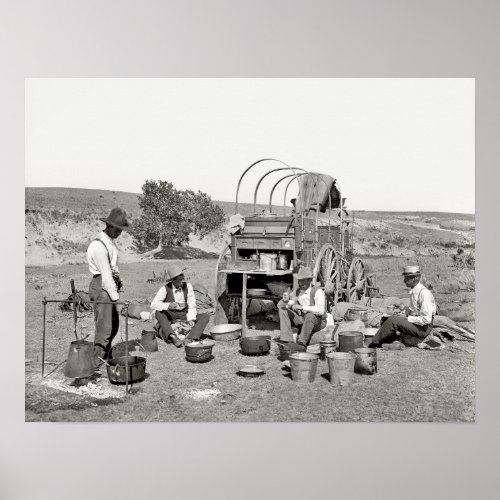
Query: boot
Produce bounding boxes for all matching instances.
[168,333,183,348]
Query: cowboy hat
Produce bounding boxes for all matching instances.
[402,265,421,276]
[165,265,187,282]
[99,207,130,231]
[293,266,314,280]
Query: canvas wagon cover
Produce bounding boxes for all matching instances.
[295,173,341,213]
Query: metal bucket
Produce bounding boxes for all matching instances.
[319,340,337,361]
[363,328,378,347]
[338,331,364,353]
[185,340,215,363]
[141,330,158,352]
[326,351,357,386]
[354,347,377,375]
[289,352,319,383]
[64,340,95,378]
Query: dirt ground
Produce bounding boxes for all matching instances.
[25,256,475,422]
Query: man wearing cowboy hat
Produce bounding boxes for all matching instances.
[277,266,327,346]
[150,265,210,347]
[370,265,436,347]
[87,207,130,365]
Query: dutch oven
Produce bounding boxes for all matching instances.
[185,339,215,363]
[106,356,146,384]
[240,335,271,355]
[275,340,306,361]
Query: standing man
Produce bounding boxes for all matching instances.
[87,207,129,365]
[278,267,327,346]
[151,265,210,347]
[370,265,436,347]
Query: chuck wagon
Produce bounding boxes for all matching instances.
[214,159,374,332]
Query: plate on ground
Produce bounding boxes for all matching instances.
[237,365,266,377]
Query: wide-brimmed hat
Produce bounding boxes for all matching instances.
[402,265,421,276]
[165,265,186,282]
[294,266,314,280]
[99,207,130,231]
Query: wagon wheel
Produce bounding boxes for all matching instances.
[214,244,240,324]
[313,244,341,308]
[346,257,368,303]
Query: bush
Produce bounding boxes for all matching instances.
[131,180,225,251]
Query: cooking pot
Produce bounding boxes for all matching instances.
[140,330,158,352]
[240,335,271,355]
[345,307,368,324]
[185,339,215,363]
[276,341,306,361]
[106,356,146,384]
[338,331,364,353]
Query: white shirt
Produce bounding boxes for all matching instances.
[150,283,197,322]
[407,282,436,326]
[87,231,120,301]
[288,285,326,316]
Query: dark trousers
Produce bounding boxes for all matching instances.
[278,305,326,345]
[372,315,431,345]
[89,275,119,361]
[155,310,210,342]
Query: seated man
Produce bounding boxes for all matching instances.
[278,267,327,346]
[150,265,210,347]
[369,265,436,347]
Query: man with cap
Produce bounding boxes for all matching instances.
[277,266,327,346]
[370,265,436,347]
[150,265,210,347]
[87,207,129,365]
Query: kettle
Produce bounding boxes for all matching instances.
[64,340,95,378]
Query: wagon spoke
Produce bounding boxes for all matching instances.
[313,244,340,308]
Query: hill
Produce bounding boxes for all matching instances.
[25,187,475,266]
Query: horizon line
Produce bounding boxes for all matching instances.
[24,185,475,216]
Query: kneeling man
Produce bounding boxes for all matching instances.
[370,265,436,347]
[151,265,210,347]
[278,267,327,346]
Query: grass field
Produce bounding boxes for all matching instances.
[25,256,475,422]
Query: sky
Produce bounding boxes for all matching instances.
[25,78,475,213]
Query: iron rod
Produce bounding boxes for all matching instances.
[124,303,129,394]
[235,158,292,213]
[42,299,129,305]
[70,279,79,340]
[241,273,247,338]
[42,298,47,378]
[252,166,306,213]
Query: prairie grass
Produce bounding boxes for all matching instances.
[25,257,475,422]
